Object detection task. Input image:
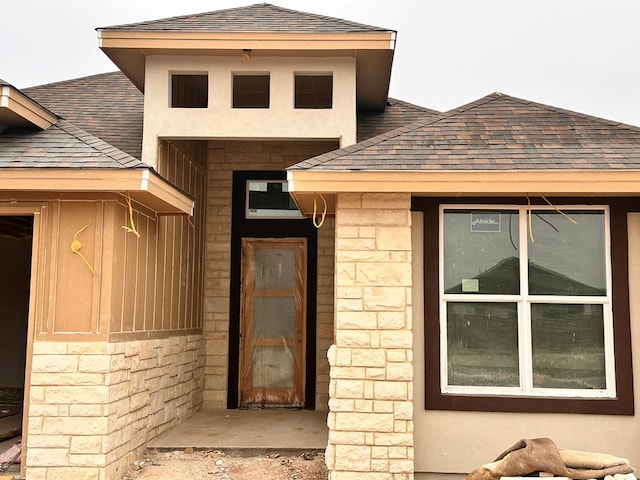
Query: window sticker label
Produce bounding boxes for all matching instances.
[471,212,500,232]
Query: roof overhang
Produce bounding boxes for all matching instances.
[287,169,640,216]
[98,30,395,111]
[0,85,58,132]
[0,168,193,215]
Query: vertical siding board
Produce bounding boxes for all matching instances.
[156,217,168,330]
[38,202,56,335]
[99,201,116,335]
[91,202,105,335]
[111,203,127,334]
[45,201,60,334]
[145,215,158,331]
[180,218,190,330]
[122,208,138,333]
[168,217,179,330]
[54,202,98,333]
[134,214,148,332]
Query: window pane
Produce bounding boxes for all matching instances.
[252,346,294,388]
[233,74,270,108]
[254,248,297,289]
[444,210,520,294]
[171,74,208,108]
[253,297,294,338]
[246,181,303,218]
[447,302,519,387]
[295,75,333,109]
[529,211,606,296]
[531,303,606,389]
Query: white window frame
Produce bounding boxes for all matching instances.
[439,204,616,399]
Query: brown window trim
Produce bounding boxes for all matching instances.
[412,197,635,415]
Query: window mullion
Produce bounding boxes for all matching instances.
[519,206,533,393]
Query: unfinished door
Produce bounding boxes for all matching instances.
[239,238,306,407]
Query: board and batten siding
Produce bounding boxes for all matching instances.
[32,139,207,340]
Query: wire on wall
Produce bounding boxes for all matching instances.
[70,224,96,274]
[122,192,141,238]
[312,192,327,229]
[527,194,578,243]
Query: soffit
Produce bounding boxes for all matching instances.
[288,169,640,217]
[0,169,193,215]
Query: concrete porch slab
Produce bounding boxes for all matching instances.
[148,409,328,455]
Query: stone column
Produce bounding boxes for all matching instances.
[326,193,414,480]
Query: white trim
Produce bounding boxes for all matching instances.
[439,204,615,399]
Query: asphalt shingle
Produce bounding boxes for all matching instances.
[99,3,393,33]
[24,72,144,160]
[291,93,640,171]
[0,119,147,169]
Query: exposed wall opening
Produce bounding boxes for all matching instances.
[294,74,333,109]
[233,74,270,108]
[0,215,33,475]
[228,171,317,409]
[171,73,208,108]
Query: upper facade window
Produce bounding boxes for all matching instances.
[171,73,208,108]
[294,74,333,109]
[233,74,270,109]
[441,206,614,399]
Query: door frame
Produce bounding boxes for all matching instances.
[227,170,317,409]
[0,205,41,480]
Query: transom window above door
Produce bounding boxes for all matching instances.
[440,206,615,399]
[246,180,303,219]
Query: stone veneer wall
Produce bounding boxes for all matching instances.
[25,335,203,480]
[203,140,337,409]
[326,193,414,480]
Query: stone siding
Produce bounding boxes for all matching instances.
[26,335,203,480]
[203,140,337,409]
[327,193,414,479]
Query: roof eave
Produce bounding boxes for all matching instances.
[0,85,58,131]
[0,168,193,215]
[287,169,640,216]
[98,30,395,108]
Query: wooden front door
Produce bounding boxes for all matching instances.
[239,238,307,407]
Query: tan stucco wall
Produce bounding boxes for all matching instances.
[202,140,337,409]
[141,55,356,166]
[411,211,640,474]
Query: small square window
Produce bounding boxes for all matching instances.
[171,74,208,108]
[295,75,333,109]
[233,74,270,108]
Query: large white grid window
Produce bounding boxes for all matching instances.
[440,205,615,398]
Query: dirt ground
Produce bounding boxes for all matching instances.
[122,449,328,480]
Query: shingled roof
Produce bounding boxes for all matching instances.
[357,98,440,142]
[290,93,640,171]
[99,3,392,33]
[24,72,144,159]
[0,119,146,169]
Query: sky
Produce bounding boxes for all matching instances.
[2,0,639,126]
